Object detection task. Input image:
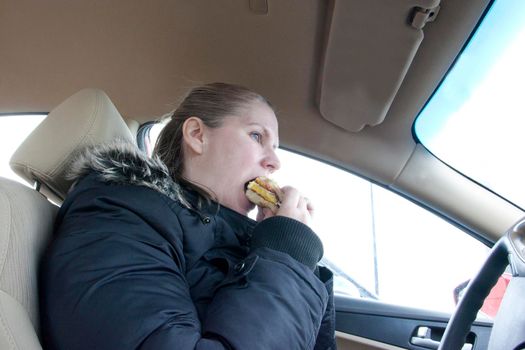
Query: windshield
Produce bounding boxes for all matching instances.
[414,0,525,209]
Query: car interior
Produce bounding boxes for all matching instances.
[1,0,524,349]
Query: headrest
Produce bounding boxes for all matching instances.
[9,89,135,203]
[125,119,141,136]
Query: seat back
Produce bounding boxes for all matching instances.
[0,88,135,349]
[0,178,57,350]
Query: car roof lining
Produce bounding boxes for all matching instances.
[2,0,517,239]
[0,0,489,180]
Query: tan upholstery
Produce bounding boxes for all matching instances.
[125,118,141,136]
[10,88,135,203]
[0,178,57,349]
[1,88,133,348]
[0,291,42,350]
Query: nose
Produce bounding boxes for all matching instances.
[262,148,281,174]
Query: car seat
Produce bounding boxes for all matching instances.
[0,88,136,349]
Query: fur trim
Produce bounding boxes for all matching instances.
[67,141,189,206]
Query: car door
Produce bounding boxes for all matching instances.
[335,297,492,349]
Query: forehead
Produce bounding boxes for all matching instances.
[238,101,278,129]
[224,100,278,134]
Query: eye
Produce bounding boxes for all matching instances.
[250,131,262,143]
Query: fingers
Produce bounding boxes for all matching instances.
[279,186,300,211]
[281,187,312,211]
[306,198,314,218]
[256,206,265,222]
[256,206,273,222]
[298,195,308,212]
[275,186,313,226]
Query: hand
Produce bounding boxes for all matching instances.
[256,186,314,226]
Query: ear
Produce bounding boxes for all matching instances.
[182,117,206,155]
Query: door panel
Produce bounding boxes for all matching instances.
[337,332,407,350]
[335,296,493,350]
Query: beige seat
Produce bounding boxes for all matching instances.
[0,89,136,349]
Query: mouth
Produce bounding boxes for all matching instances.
[244,178,256,192]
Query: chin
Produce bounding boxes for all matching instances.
[238,202,254,217]
[221,191,254,216]
[237,204,251,216]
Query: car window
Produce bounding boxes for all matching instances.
[0,114,47,185]
[141,122,491,315]
[274,150,491,315]
[415,0,525,209]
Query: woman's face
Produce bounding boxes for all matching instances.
[186,100,281,215]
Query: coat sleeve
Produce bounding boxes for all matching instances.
[201,217,331,350]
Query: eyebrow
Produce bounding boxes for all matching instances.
[247,122,279,149]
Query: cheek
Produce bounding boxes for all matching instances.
[222,148,256,174]
[222,137,258,164]
[236,144,260,167]
[209,132,260,174]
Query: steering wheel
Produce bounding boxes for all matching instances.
[438,218,525,350]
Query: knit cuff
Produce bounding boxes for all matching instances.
[250,216,323,270]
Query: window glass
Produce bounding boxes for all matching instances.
[142,123,491,315]
[142,121,166,156]
[0,114,47,185]
[273,150,490,314]
[415,0,525,209]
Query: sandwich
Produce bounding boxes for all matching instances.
[245,176,283,213]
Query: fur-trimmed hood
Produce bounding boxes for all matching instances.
[68,141,188,206]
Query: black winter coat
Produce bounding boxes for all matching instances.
[40,143,336,350]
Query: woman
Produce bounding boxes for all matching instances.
[40,83,335,349]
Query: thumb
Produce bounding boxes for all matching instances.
[256,207,273,222]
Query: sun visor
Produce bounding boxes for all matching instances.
[318,0,440,132]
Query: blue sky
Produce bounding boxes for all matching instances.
[415,0,525,143]
[414,0,525,208]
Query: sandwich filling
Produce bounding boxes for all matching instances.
[245,177,282,213]
[247,180,278,204]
